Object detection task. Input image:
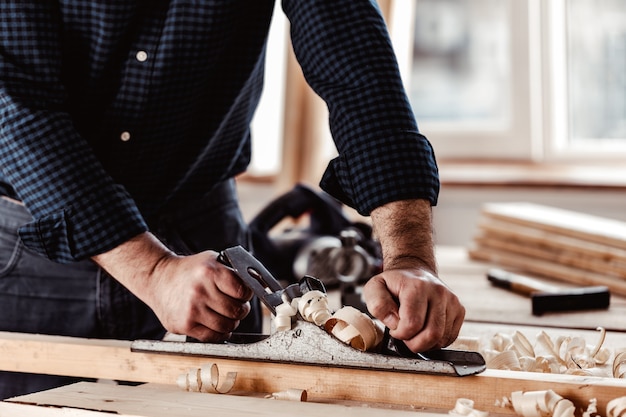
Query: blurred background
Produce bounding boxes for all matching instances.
[239,0,626,247]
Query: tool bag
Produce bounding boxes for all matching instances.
[249,184,382,290]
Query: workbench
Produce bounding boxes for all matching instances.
[1,246,625,416]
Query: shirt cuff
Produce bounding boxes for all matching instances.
[319,132,440,216]
[18,184,148,263]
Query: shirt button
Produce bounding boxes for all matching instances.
[120,131,131,142]
[136,50,148,62]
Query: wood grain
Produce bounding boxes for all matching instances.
[4,382,431,417]
[1,331,625,416]
[469,246,626,295]
[481,202,626,250]
[469,203,626,294]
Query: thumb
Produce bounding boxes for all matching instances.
[362,276,400,330]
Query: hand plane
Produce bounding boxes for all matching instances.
[131,246,486,377]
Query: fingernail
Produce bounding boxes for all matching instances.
[383,313,399,330]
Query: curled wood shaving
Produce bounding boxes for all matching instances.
[283,290,383,352]
[324,306,383,351]
[501,391,619,417]
[512,331,535,358]
[451,336,482,352]
[274,294,298,332]
[484,328,613,376]
[613,349,626,378]
[265,389,308,402]
[510,390,575,417]
[449,398,489,417]
[582,398,598,417]
[176,363,237,394]
[607,397,626,417]
[486,350,521,371]
[297,290,332,326]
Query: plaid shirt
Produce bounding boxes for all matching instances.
[0,0,439,263]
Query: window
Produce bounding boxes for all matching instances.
[389,0,626,161]
[548,0,626,159]
[248,7,288,176]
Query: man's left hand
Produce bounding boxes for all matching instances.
[363,266,465,352]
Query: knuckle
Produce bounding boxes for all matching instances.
[225,300,250,320]
[366,297,388,317]
[233,282,252,301]
[216,318,239,334]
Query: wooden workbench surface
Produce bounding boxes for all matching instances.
[436,246,626,332]
[0,381,451,417]
[1,246,625,416]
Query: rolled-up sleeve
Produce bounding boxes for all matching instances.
[282,0,439,215]
[0,2,147,263]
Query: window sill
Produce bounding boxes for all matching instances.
[438,160,626,190]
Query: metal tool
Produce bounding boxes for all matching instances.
[487,268,611,315]
[132,320,485,376]
[131,246,486,377]
[217,245,326,315]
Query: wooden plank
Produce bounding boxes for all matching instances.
[0,402,117,417]
[481,202,626,250]
[473,234,626,279]
[478,219,626,264]
[468,245,626,296]
[1,331,625,416]
[3,382,433,417]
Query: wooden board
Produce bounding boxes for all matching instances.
[1,330,626,416]
[466,203,626,295]
[481,202,626,250]
[478,219,626,265]
[475,224,626,278]
[469,245,626,296]
[3,382,435,417]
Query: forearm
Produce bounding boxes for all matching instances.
[370,199,437,275]
[366,199,464,351]
[91,232,177,306]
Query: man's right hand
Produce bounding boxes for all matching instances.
[92,232,253,341]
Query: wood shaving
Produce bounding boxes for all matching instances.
[274,294,298,332]
[297,290,332,326]
[324,306,383,351]
[463,327,619,376]
[613,349,626,378]
[582,398,598,417]
[265,388,308,402]
[451,336,481,352]
[510,390,575,417]
[607,397,626,417]
[449,398,489,417]
[176,363,237,394]
[282,290,383,352]
[496,390,625,417]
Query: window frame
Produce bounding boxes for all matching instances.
[389,0,626,163]
[543,0,626,162]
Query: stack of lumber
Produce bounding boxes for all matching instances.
[468,202,626,296]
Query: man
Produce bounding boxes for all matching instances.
[0,0,465,399]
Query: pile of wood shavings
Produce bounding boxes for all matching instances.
[452,327,626,377]
[451,391,626,417]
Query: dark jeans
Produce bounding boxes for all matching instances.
[0,179,260,399]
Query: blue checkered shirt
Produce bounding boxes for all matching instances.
[0,0,439,263]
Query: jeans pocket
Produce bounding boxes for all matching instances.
[0,221,22,278]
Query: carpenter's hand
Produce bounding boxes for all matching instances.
[92,232,253,342]
[362,267,465,352]
[148,251,253,342]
